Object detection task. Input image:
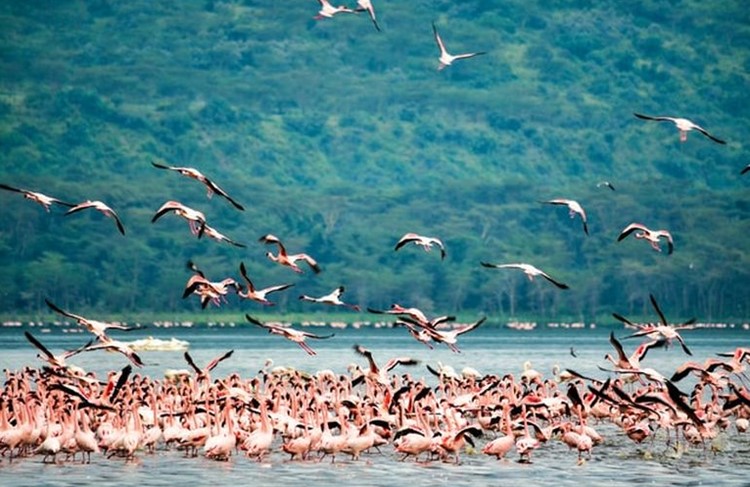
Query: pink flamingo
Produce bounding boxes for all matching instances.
[634,112,726,144]
[246,314,335,355]
[66,200,125,235]
[236,261,294,306]
[151,161,244,210]
[259,234,321,274]
[0,183,74,211]
[299,286,361,311]
[617,223,674,254]
[432,22,486,71]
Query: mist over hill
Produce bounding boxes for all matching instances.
[0,0,748,322]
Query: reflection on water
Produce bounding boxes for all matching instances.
[1,324,748,486]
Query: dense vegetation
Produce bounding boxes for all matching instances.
[0,0,748,323]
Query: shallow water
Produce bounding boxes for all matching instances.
[1,323,749,486]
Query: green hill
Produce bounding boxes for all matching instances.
[0,0,748,322]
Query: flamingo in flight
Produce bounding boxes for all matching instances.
[432,22,486,71]
[24,331,92,370]
[182,261,238,309]
[614,293,697,355]
[617,223,673,255]
[259,234,321,274]
[245,314,334,355]
[394,232,446,260]
[65,200,126,235]
[81,336,145,368]
[741,164,749,175]
[398,316,486,353]
[299,286,361,311]
[151,200,207,236]
[45,299,141,341]
[541,198,588,235]
[314,0,357,20]
[596,181,616,191]
[236,261,294,306]
[151,161,244,210]
[352,344,419,388]
[0,184,75,211]
[481,261,569,289]
[199,223,246,247]
[633,113,726,144]
[183,350,234,382]
[355,0,380,31]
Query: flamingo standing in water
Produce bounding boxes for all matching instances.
[65,200,126,235]
[0,184,75,211]
[299,286,361,311]
[394,232,446,260]
[245,314,334,355]
[633,113,726,144]
[617,223,674,254]
[259,234,321,274]
[151,162,244,210]
[541,198,589,235]
[481,261,569,289]
[236,261,294,306]
[432,22,486,71]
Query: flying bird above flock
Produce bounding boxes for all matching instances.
[66,200,126,235]
[199,223,246,247]
[45,299,141,341]
[432,22,486,70]
[394,232,446,260]
[633,113,726,144]
[182,261,238,309]
[236,261,294,306]
[615,294,698,356]
[0,183,75,211]
[151,161,244,210]
[541,198,588,235]
[617,223,674,255]
[151,200,207,236]
[481,262,569,289]
[299,286,361,311]
[245,314,334,355]
[259,234,321,274]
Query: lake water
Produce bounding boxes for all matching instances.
[1,322,749,486]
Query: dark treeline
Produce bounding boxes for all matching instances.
[0,0,748,322]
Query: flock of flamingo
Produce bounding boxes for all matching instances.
[1,0,749,471]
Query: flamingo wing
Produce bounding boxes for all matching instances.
[617,223,648,241]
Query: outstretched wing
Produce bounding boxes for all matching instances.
[24,331,55,361]
[109,365,133,403]
[206,350,234,372]
[45,299,86,323]
[183,351,202,374]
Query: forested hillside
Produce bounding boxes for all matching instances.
[0,0,748,322]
